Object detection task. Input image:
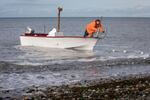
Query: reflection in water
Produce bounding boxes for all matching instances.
[14,46,95,65]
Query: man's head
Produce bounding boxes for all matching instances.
[95,19,101,28]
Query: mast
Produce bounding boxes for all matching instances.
[57,7,63,32]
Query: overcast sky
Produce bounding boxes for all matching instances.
[0,0,150,17]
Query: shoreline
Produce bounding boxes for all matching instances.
[1,74,150,99]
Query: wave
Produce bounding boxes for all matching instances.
[0,54,149,73]
[0,54,150,92]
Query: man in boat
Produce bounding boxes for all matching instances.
[84,19,104,37]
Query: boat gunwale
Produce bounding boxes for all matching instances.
[20,33,97,39]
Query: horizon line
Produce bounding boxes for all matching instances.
[0,16,150,19]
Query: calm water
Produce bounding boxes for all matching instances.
[0,17,150,91]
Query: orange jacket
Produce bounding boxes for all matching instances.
[86,20,104,35]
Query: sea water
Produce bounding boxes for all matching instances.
[0,17,150,90]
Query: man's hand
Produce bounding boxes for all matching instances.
[87,34,93,38]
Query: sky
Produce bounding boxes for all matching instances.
[0,0,150,17]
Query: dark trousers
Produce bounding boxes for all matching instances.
[84,30,89,37]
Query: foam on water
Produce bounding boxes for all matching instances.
[0,44,147,66]
[0,62,150,90]
[0,48,150,90]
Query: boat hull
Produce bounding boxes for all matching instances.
[20,35,98,50]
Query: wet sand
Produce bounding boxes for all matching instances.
[0,74,150,100]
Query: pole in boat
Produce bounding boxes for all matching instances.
[57,7,63,32]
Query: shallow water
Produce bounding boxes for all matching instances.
[0,17,150,90]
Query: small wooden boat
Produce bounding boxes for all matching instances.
[20,7,103,51]
[20,33,98,50]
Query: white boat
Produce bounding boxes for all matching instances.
[20,33,99,50]
[20,7,104,51]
